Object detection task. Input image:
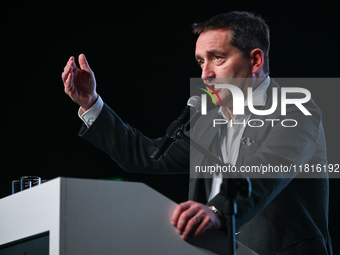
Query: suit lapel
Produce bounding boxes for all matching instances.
[190,79,281,201]
[189,108,220,201]
[236,79,280,166]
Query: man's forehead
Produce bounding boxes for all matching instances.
[195,29,232,55]
[197,29,230,43]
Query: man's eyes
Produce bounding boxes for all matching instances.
[197,56,223,66]
[197,60,204,66]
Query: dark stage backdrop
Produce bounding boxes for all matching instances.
[2,1,339,252]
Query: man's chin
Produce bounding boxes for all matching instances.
[211,94,223,106]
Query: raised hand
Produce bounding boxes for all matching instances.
[62,54,98,111]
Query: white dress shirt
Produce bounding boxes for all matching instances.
[208,77,270,201]
[78,96,104,128]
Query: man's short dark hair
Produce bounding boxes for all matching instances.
[192,11,270,74]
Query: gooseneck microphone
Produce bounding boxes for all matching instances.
[150,96,201,162]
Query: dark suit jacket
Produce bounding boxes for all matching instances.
[79,79,332,255]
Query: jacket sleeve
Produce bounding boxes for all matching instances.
[79,103,189,174]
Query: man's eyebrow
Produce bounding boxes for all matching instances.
[195,50,227,60]
[207,50,227,56]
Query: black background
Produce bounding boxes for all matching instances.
[2,1,339,252]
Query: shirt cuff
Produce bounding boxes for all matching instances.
[78,96,104,128]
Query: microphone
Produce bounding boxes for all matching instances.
[150,96,201,162]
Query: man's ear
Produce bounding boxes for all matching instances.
[250,48,264,74]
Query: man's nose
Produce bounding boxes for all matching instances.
[201,62,215,79]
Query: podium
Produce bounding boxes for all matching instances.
[0,177,257,254]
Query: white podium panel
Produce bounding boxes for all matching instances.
[0,177,257,255]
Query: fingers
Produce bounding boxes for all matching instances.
[62,56,75,85]
[193,215,213,238]
[171,201,204,239]
[171,201,191,227]
[179,212,204,239]
[62,57,77,98]
[64,73,73,95]
[175,203,199,233]
[61,54,91,86]
[78,53,92,72]
[171,201,222,240]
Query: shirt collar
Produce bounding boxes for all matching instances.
[217,76,270,119]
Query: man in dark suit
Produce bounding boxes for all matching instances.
[62,11,332,254]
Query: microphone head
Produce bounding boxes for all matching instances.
[187,96,201,113]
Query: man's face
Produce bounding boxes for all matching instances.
[195,29,253,106]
